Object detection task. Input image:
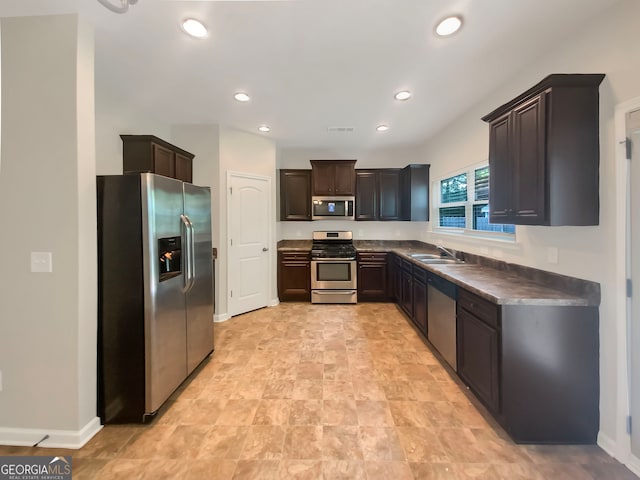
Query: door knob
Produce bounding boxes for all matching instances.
[262,247,269,252]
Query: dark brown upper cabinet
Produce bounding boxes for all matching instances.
[121,134,195,183]
[310,160,356,196]
[400,164,430,221]
[280,170,312,221]
[355,169,401,221]
[482,74,605,226]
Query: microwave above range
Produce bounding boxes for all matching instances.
[311,196,355,220]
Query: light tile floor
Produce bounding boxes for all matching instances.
[1,303,638,479]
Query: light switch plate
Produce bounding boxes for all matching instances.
[547,247,559,264]
[31,252,53,273]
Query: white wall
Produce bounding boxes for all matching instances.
[276,145,430,241]
[416,0,640,458]
[171,124,221,313]
[279,220,429,242]
[97,112,278,323]
[218,126,277,317]
[95,86,172,176]
[277,145,423,169]
[172,125,276,320]
[0,14,100,446]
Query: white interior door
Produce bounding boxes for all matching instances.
[628,108,640,457]
[228,172,271,316]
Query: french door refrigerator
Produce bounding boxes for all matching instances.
[97,173,214,423]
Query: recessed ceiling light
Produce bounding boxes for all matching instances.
[376,124,389,132]
[435,15,463,37]
[394,90,412,101]
[258,125,271,133]
[181,18,208,39]
[234,92,250,102]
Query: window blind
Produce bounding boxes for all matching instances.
[440,173,467,203]
[439,206,466,228]
[474,166,489,201]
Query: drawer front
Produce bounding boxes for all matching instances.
[401,259,413,272]
[357,252,387,263]
[280,251,310,261]
[412,264,427,284]
[458,289,499,329]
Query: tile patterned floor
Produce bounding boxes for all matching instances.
[1,303,638,479]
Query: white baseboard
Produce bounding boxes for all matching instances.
[597,431,640,477]
[214,312,231,322]
[0,417,102,450]
[628,453,640,477]
[597,431,617,457]
[269,298,280,307]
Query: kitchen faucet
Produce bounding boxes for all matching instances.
[436,244,458,260]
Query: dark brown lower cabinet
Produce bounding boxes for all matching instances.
[412,266,428,335]
[500,303,599,444]
[457,305,500,413]
[277,251,311,301]
[391,254,402,302]
[400,261,413,317]
[456,287,599,444]
[357,252,388,301]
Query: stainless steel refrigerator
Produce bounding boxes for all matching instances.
[97,173,214,423]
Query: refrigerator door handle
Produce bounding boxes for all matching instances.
[186,215,196,292]
[180,214,193,293]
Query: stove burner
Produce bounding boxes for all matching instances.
[311,244,357,259]
[311,230,356,259]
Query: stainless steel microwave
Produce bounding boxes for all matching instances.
[312,196,355,220]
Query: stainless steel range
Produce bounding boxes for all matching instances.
[310,231,357,304]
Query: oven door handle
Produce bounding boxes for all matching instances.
[311,257,356,262]
[313,290,357,295]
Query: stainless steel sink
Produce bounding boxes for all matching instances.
[419,258,467,265]
[408,253,442,259]
[408,252,468,264]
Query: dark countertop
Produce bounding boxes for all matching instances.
[278,239,600,307]
[276,239,427,252]
[277,240,313,251]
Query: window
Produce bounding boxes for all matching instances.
[436,165,515,236]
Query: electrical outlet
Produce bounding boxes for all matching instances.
[547,247,559,264]
[31,252,53,273]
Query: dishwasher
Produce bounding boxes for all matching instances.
[427,272,458,371]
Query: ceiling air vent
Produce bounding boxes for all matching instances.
[327,127,355,133]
